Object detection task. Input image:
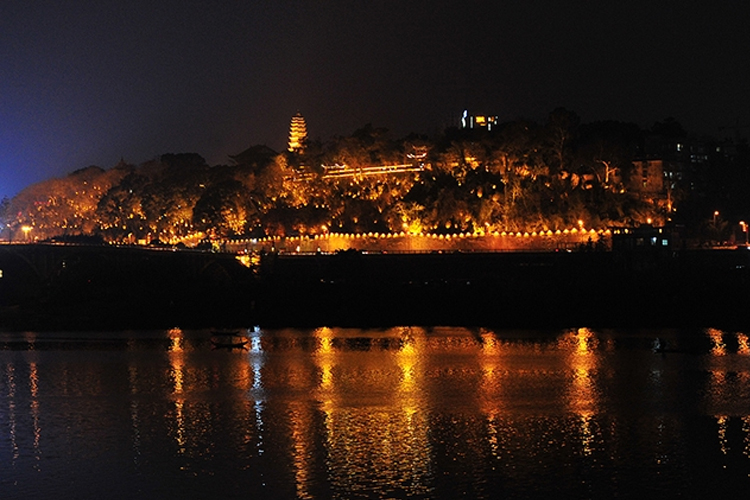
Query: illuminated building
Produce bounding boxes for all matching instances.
[461,109,498,131]
[288,112,308,153]
[630,159,665,196]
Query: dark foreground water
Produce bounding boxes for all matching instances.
[2,326,750,499]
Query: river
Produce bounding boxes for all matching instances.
[2,326,750,498]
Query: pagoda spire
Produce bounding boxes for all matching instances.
[288,112,308,153]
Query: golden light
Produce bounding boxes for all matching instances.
[738,333,750,355]
[168,327,184,352]
[314,327,335,390]
[707,328,726,356]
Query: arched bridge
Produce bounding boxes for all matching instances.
[0,243,254,306]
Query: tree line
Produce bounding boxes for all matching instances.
[2,108,748,245]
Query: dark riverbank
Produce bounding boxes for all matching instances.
[0,244,256,330]
[2,244,750,331]
[255,249,750,329]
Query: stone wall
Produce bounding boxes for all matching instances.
[227,229,609,254]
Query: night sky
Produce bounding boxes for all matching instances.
[2,1,749,199]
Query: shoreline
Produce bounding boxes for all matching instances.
[3,245,750,332]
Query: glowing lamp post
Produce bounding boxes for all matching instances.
[21,225,32,242]
[741,221,748,246]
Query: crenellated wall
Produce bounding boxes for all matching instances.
[227,229,609,254]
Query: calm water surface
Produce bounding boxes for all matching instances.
[2,326,750,499]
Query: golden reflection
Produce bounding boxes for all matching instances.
[29,361,38,398]
[174,400,186,452]
[478,328,507,419]
[709,369,726,388]
[486,412,501,459]
[579,414,595,456]
[255,399,265,457]
[31,399,41,453]
[167,328,186,452]
[560,328,600,454]
[705,368,733,420]
[743,416,750,461]
[171,355,184,395]
[314,327,335,391]
[29,362,41,454]
[707,328,726,356]
[717,415,729,456]
[565,328,599,413]
[322,408,432,497]
[480,329,501,354]
[738,333,750,355]
[396,328,420,392]
[479,328,502,379]
[395,327,426,437]
[5,363,18,462]
[308,326,432,497]
[168,327,184,352]
[288,401,315,500]
[478,329,508,459]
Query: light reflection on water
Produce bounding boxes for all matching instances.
[2,327,750,498]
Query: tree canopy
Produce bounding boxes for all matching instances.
[3,112,746,245]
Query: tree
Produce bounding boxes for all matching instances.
[192,179,258,238]
[545,107,580,174]
[96,172,149,241]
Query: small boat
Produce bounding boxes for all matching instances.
[211,329,241,337]
[211,330,248,349]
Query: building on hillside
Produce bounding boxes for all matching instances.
[288,113,308,153]
[630,159,665,196]
[460,110,498,131]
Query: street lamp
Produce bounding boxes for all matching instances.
[714,211,720,226]
[741,221,748,246]
[21,225,32,242]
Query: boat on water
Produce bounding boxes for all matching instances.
[211,329,241,336]
[210,330,248,349]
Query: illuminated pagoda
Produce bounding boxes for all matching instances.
[288,112,308,153]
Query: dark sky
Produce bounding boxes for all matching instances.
[2,1,749,199]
